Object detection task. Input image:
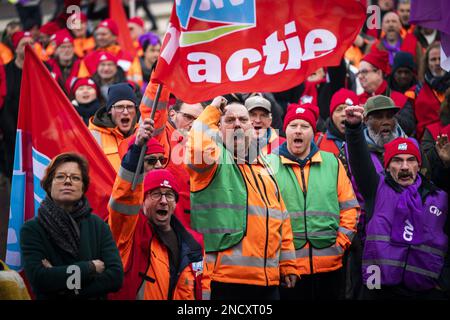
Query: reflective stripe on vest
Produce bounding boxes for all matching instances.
[268,151,340,249]
[191,143,247,252]
[362,259,440,279]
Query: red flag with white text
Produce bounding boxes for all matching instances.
[153,0,366,103]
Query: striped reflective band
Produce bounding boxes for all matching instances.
[192,203,246,211]
[293,231,338,238]
[90,130,102,146]
[280,250,296,261]
[141,95,167,110]
[362,259,440,279]
[338,226,355,241]
[247,205,284,221]
[220,254,279,268]
[108,197,141,215]
[195,227,241,234]
[202,291,211,300]
[289,211,340,219]
[118,166,144,184]
[339,199,359,210]
[295,244,344,258]
[366,235,446,257]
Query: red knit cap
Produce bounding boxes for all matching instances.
[40,21,60,36]
[96,51,118,65]
[283,103,319,132]
[71,77,97,96]
[330,88,359,116]
[128,136,165,155]
[384,137,422,168]
[11,31,33,49]
[362,50,391,75]
[96,19,119,36]
[144,169,179,197]
[128,17,145,29]
[51,29,73,47]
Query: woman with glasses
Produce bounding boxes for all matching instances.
[108,121,203,300]
[20,152,123,299]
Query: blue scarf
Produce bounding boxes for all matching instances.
[276,141,319,168]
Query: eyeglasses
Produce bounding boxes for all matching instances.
[54,173,82,184]
[356,68,378,77]
[177,111,197,122]
[112,104,136,113]
[147,191,176,201]
[144,156,168,166]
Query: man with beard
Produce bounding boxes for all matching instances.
[186,96,298,300]
[358,50,416,135]
[388,51,417,94]
[89,83,138,172]
[345,103,448,299]
[406,42,450,140]
[108,119,203,300]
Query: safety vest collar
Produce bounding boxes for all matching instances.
[279,150,323,166]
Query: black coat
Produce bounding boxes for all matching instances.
[20,213,123,299]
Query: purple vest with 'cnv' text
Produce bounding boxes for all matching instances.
[362,177,448,291]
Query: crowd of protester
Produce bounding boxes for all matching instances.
[0,0,449,301]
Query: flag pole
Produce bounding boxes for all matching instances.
[131,83,163,190]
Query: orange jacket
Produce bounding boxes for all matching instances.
[0,43,13,65]
[186,106,298,299]
[139,79,203,246]
[108,146,203,300]
[73,37,96,58]
[88,109,137,172]
[274,151,359,275]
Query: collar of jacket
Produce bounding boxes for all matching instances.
[276,140,320,167]
[326,118,345,142]
[91,106,138,137]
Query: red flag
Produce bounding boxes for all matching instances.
[153,0,365,103]
[9,46,115,247]
[109,0,137,57]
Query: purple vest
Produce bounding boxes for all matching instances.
[362,177,448,291]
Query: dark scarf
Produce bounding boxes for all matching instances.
[277,141,319,168]
[74,99,101,125]
[38,196,92,258]
[425,69,450,93]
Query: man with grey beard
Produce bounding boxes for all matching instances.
[344,95,429,299]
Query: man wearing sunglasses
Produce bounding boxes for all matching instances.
[108,120,203,300]
[89,82,138,172]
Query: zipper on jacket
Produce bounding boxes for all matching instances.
[300,167,314,274]
[248,164,270,286]
[401,245,411,285]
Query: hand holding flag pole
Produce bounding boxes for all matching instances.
[131,83,163,190]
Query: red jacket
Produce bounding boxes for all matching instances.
[47,58,81,94]
[359,80,408,108]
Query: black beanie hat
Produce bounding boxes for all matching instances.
[106,83,137,112]
[392,51,415,74]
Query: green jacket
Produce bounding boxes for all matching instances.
[20,214,123,299]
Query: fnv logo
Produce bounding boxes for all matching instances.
[430,206,443,217]
[403,219,414,242]
[176,0,256,46]
[296,107,306,114]
[345,98,354,106]
[398,143,408,151]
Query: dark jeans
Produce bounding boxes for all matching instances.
[280,268,344,300]
[210,281,280,300]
